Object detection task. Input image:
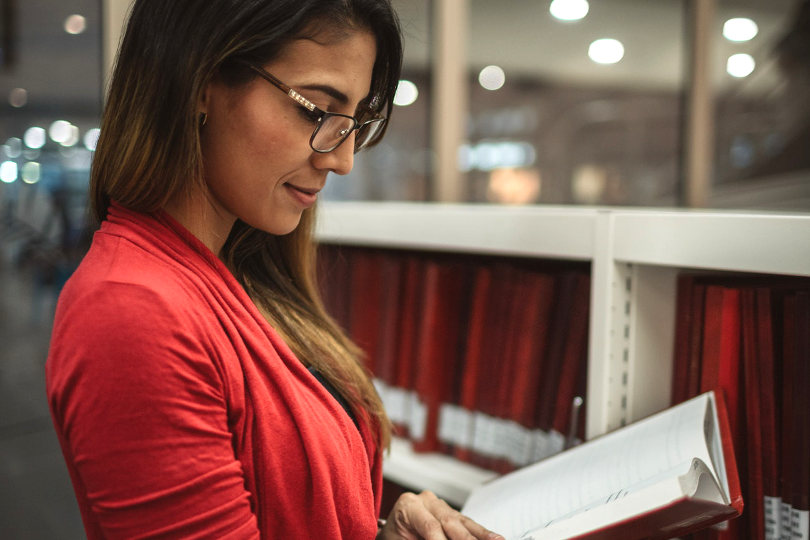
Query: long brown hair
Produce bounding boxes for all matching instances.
[90,0,402,448]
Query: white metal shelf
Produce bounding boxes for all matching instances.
[610,209,810,277]
[383,437,497,508]
[317,202,598,261]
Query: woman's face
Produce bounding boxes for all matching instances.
[199,28,377,236]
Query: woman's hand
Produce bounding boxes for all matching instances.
[378,490,505,540]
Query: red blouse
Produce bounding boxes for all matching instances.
[46,203,383,539]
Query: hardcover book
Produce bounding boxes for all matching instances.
[461,391,742,540]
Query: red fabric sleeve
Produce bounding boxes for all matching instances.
[48,281,260,539]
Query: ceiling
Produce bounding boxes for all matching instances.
[395,0,799,92]
[0,0,802,141]
[0,0,101,119]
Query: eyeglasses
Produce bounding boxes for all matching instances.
[249,65,387,154]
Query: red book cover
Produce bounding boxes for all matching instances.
[469,263,518,470]
[780,293,797,535]
[698,285,745,540]
[790,292,810,520]
[537,271,580,432]
[348,249,385,372]
[455,265,493,465]
[373,253,405,387]
[551,273,591,437]
[686,283,707,400]
[392,255,425,438]
[699,286,743,442]
[410,260,471,453]
[493,265,523,430]
[672,274,696,405]
[490,267,525,473]
[754,288,781,539]
[488,264,558,473]
[741,288,765,540]
[506,269,556,429]
[317,244,353,331]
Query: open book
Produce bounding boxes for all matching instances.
[461,391,743,540]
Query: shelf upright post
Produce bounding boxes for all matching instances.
[683,0,715,207]
[587,211,632,439]
[432,0,468,202]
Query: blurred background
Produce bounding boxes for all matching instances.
[1,0,808,537]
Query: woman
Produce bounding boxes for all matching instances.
[46,0,502,538]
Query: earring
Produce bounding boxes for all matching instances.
[199,112,208,128]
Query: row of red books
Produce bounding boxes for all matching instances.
[671,274,810,540]
[319,244,591,473]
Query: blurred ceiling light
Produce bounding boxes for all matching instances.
[549,0,589,21]
[84,128,101,151]
[486,168,541,204]
[9,88,27,108]
[572,164,607,204]
[0,161,18,183]
[24,127,46,149]
[723,17,758,42]
[727,53,755,77]
[49,120,73,144]
[4,137,22,158]
[393,80,418,106]
[62,125,81,147]
[21,162,41,184]
[479,65,506,91]
[64,14,87,35]
[588,38,625,64]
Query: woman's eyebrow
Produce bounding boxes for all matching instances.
[298,84,350,106]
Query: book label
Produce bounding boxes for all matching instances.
[790,509,809,540]
[782,501,794,539]
[409,396,427,440]
[764,496,782,540]
[438,404,473,447]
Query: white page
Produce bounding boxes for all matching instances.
[462,393,716,540]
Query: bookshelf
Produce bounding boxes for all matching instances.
[316,202,810,505]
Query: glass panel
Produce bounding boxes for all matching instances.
[322,0,431,202]
[466,0,686,205]
[712,0,810,210]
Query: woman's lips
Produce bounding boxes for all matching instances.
[285,183,319,207]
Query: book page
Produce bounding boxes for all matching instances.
[462,393,716,540]
[704,393,730,504]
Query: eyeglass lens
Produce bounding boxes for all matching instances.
[311,115,385,152]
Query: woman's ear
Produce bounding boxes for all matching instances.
[198,82,211,128]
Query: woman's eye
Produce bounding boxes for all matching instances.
[298,107,322,123]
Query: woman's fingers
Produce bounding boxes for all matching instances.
[382,491,504,540]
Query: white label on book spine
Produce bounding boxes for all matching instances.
[790,509,809,540]
[529,429,564,463]
[783,501,794,539]
[380,384,406,424]
[471,412,498,457]
[498,419,530,465]
[765,496,781,540]
[409,396,427,440]
[438,404,473,447]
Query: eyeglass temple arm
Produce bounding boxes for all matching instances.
[248,65,318,113]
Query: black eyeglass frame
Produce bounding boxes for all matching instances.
[248,64,387,154]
